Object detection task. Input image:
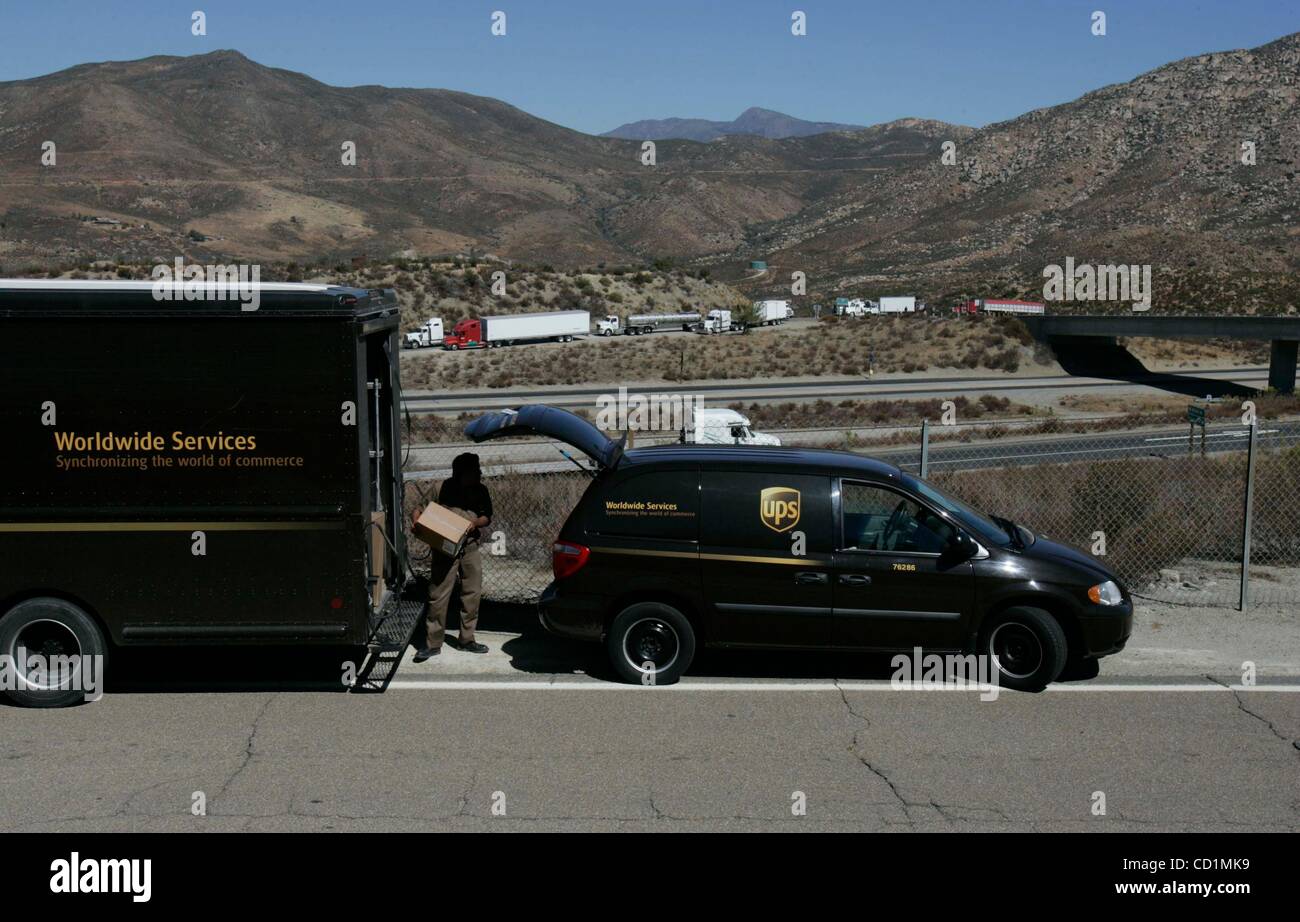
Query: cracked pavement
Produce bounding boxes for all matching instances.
[2,670,1296,832]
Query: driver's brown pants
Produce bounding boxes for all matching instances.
[425,543,482,648]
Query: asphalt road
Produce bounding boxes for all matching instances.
[403,366,1270,414]
[403,420,1300,479]
[3,641,1297,832]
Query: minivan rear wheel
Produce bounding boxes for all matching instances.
[981,606,1067,692]
[607,602,695,686]
[0,597,106,707]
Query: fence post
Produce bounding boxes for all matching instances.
[920,419,930,478]
[1238,418,1257,612]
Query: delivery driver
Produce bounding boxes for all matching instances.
[413,452,492,661]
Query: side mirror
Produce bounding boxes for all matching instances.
[946,532,978,561]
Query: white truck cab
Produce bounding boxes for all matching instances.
[690,408,781,446]
[404,317,444,348]
[698,309,732,334]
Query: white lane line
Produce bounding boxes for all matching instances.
[1144,430,1278,443]
[928,444,1190,465]
[926,433,1287,466]
[386,679,1300,692]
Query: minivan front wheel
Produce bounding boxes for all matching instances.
[981,606,1067,692]
[607,602,695,686]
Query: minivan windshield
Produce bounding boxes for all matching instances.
[900,473,1013,548]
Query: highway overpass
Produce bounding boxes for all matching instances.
[1023,315,1300,394]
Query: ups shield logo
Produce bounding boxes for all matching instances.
[760,486,801,533]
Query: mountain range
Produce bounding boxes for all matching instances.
[603,107,866,141]
[0,35,1296,309]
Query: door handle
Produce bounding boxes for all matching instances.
[838,574,872,586]
[795,571,828,585]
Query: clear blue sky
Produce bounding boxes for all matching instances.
[3,0,1296,134]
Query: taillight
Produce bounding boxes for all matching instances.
[552,541,590,579]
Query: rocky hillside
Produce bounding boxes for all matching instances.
[2,35,1297,315]
[743,33,1300,312]
[0,52,947,268]
[39,257,751,336]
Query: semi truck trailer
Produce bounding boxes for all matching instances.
[877,296,917,314]
[443,310,589,349]
[751,300,793,325]
[955,299,1046,315]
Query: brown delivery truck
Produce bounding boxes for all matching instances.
[0,280,423,706]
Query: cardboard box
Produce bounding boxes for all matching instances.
[414,502,475,558]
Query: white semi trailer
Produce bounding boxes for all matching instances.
[877,296,916,314]
[752,300,793,325]
[443,310,590,349]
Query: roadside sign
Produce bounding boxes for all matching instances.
[1187,404,1207,457]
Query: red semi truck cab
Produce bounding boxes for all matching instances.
[444,318,483,349]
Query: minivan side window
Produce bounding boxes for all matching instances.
[840,481,956,555]
[586,470,700,541]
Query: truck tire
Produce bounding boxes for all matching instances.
[607,602,695,686]
[0,597,106,707]
[980,606,1067,692]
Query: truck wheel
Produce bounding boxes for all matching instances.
[607,602,695,686]
[603,329,612,337]
[980,606,1067,692]
[0,598,106,707]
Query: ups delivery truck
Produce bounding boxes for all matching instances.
[0,281,418,706]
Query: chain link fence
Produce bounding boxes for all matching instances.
[401,413,1300,610]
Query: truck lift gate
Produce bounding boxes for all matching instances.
[353,577,428,692]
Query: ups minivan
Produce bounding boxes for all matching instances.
[468,405,1132,691]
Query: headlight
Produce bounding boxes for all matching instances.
[1087,580,1123,606]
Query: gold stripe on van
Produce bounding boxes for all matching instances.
[0,521,343,533]
[591,546,826,567]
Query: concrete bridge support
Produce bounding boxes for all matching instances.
[1268,339,1297,394]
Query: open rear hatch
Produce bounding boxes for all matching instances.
[463,405,625,469]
